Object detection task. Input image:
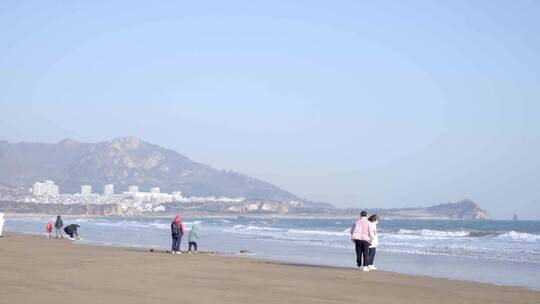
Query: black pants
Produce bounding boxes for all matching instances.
[172,236,181,252]
[354,240,370,267]
[64,229,77,238]
[368,247,376,265]
[188,241,198,251]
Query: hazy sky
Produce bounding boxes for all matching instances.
[1,1,539,219]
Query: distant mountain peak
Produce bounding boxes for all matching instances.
[110,136,143,150]
[57,138,80,148]
[0,137,303,202]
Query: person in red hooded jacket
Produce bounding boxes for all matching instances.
[171,214,184,254]
[46,221,53,239]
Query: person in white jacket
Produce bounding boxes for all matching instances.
[367,214,380,270]
[0,213,5,237]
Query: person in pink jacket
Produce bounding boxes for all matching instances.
[350,211,375,271]
[171,214,184,254]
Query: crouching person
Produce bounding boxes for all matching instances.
[64,224,80,239]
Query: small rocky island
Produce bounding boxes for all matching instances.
[356,199,490,220]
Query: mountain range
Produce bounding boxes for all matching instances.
[0,137,491,219]
[0,137,300,201]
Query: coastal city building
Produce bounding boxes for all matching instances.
[123,190,173,204]
[32,180,59,196]
[23,180,244,212]
[81,185,92,195]
[104,184,114,195]
[32,183,47,196]
[172,191,183,200]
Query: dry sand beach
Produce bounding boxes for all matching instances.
[1,233,538,304]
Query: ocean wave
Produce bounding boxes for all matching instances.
[231,224,280,231]
[184,221,203,226]
[227,224,348,239]
[497,231,540,242]
[395,229,540,241]
[468,231,497,237]
[90,219,202,230]
[286,229,349,237]
[147,223,169,230]
[398,229,469,237]
[230,224,351,237]
[72,218,95,223]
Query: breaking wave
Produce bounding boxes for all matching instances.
[395,229,540,243]
[497,231,540,242]
[397,229,470,237]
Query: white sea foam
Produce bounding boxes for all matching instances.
[148,223,169,230]
[230,224,349,237]
[286,229,349,237]
[72,218,94,223]
[184,221,202,226]
[398,229,470,238]
[393,229,540,243]
[232,224,280,231]
[497,231,540,242]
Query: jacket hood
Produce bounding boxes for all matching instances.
[175,214,182,223]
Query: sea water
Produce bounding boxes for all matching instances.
[4,216,540,290]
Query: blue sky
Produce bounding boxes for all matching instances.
[1,1,539,219]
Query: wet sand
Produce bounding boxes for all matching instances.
[1,233,538,304]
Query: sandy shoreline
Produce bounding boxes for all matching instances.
[1,232,538,304]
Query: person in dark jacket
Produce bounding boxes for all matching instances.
[64,224,80,239]
[54,215,64,238]
[171,214,184,254]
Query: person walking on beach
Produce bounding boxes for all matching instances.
[188,224,200,254]
[367,215,379,270]
[351,211,375,272]
[54,215,64,238]
[171,214,184,254]
[46,220,53,238]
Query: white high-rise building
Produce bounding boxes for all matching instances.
[128,185,139,193]
[104,184,114,195]
[44,180,59,196]
[32,180,59,196]
[81,185,92,195]
[32,182,46,196]
[50,184,59,196]
[150,187,160,194]
[172,191,183,200]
